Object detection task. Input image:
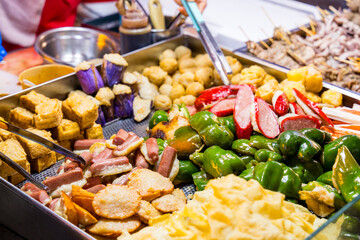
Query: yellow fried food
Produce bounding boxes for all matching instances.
[169,84,185,101]
[87,217,141,237]
[154,95,172,111]
[159,49,176,61]
[280,79,306,102]
[255,79,280,103]
[127,168,174,201]
[225,56,243,75]
[124,175,330,240]
[71,185,95,214]
[287,65,323,93]
[85,123,104,139]
[136,200,162,224]
[73,203,98,226]
[159,84,173,97]
[179,58,197,73]
[19,90,49,112]
[61,191,78,226]
[160,58,178,75]
[9,107,34,129]
[175,95,196,106]
[195,67,213,88]
[34,99,63,129]
[93,185,141,219]
[174,46,191,59]
[143,66,167,86]
[178,72,195,88]
[306,92,322,103]
[52,119,80,141]
[186,82,204,97]
[321,90,343,107]
[195,54,213,68]
[231,65,266,87]
[151,189,186,213]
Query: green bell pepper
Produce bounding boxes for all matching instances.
[168,103,190,121]
[333,145,360,210]
[192,171,212,191]
[149,110,169,129]
[254,149,283,162]
[232,139,257,156]
[168,126,203,159]
[289,159,324,183]
[341,215,360,235]
[189,152,203,166]
[173,160,200,185]
[286,199,298,204]
[278,130,322,162]
[316,171,333,186]
[190,111,234,149]
[242,161,302,198]
[202,146,247,178]
[299,181,346,217]
[219,115,236,136]
[322,135,360,171]
[299,128,332,146]
[249,135,281,153]
[157,138,168,155]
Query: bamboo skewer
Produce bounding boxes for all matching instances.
[261,6,276,27]
[329,5,340,15]
[238,25,251,41]
[334,57,358,66]
[316,6,327,18]
[260,28,274,43]
[260,40,270,49]
[299,25,315,36]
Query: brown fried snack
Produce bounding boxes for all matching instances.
[20,90,49,112]
[17,128,54,159]
[0,139,29,180]
[51,119,80,141]
[85,123,104,139]
[86,217,141,237]
[127,168,174,201]
[151,189,186,213]
[30,151,57,173]
[9,107,34,129]
[136,200,161,224]
[34,99,63,129]
[92,185,141,219]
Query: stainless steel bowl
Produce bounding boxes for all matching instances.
[35,27,118,66]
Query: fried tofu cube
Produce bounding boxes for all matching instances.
[0,139,28,177]
[306,92,322,103]
[20,91,49,112]
[0,117,15,141]
[255,79,280,103]
[30,151,56,173]
[62,93,98,129]
[231,65,266,87]
[280,79,306,102]
[8,161,30,184]
[85,124,104,139]
[52,119,80,141]
[321,90,343,107]
[56,140,72,160]
[17,128,54,159]
[9,107,34,129]
[34,99,63,129]
[287,65,323,93]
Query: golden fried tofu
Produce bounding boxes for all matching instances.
[51,119,80,141]
[9,107,34,129]
[20,91,49,112]
[255,79,280,103]
[0,139,28,178]
[34,99,63,129]
[279,79,306,102]
[0,129,15,141]
[30,151,56,173]
[85,123,104,139]
[8,161,30,184]
[56,140,72,160]
[62,93,98,129]
[17,128,54,159]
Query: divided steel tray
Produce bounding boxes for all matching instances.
[0,34,360,240]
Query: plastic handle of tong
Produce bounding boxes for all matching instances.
[181,0,204,32]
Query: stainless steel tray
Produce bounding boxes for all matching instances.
[1,34,360,240]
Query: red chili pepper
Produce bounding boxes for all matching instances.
[292,89,334,126]
[194,86,232,111]
[209,98,236,117]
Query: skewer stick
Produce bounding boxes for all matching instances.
[260,40,270,49]
[260,28,274,43]
[316,6,327,18]
[324,9,331,15]
[299,26,314,36]
[287,50,306,65]
[321,61,337,71]
[329,5,340,15]
[261,7,277,27]
[278,31,292,45]
[334,57,358,66]
[238,25,251,41]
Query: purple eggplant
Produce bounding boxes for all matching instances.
[75,61,104,94]
[113,84,134,119]
[96,107,107,126]
[102,101,115,122]
[95,87,115,123]
[102,53,128,87]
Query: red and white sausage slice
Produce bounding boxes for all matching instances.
[289,102,306,115]
[140,138,159,165]
[21,183,51,205]
[113,132,144,156]
[155,146,179,181]
[113,129,129,146]
[272,91,289,116]
[73,139,106,150]
[89,156,132,176]
[134,149,150,169]
[278,113,321,132]
[251,97,280,139]
[293,89,333,126]
[233,84,254,139]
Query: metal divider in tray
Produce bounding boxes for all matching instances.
[0,34,359,240]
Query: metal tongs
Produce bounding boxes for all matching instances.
[181,0,232,85]
[0,120,85,191]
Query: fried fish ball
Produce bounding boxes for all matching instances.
[169,84,185,100]
[159,84,173,97]
[159,49,176,61]
[87,217,141,237]
[179,58,197,73]
[143,66,167,86]
[174,45,191,59]
[321,89,342,107]
[154,95,172,110]
[231,65,266,87]
[195,67,214,88]
[163,75,173,85]
[195,54,213,68]
[127,168,174,201]
[160,58,178,75]
[226,56,243,75]
[186,82,204,97]
[178,72,195,88]
[172,71,181,83]
[136,200,161,224]
[93,185,141,219]
[175,95,196,106]
[151,189,186,213]
[213,69,231,86]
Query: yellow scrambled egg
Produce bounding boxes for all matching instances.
[119,175,341,240]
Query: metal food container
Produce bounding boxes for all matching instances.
[0,35,359,240]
